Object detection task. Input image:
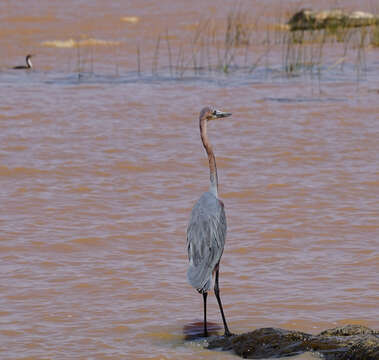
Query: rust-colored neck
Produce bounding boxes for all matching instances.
[200,116,218,197]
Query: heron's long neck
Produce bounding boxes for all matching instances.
[26,57,32,68]
[200,118,218,197]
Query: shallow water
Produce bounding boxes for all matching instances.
[0,1,378,359]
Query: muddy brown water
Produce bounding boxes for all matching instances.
[0,1,378,359]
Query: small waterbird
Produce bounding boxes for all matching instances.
[13,54,33,69]
[186,106,232,337]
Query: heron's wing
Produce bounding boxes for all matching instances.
[186,193,226,292]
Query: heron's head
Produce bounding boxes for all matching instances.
[200,106,232,121]
[26,54,33,60]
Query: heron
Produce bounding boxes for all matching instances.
[13,54,33,70]
[186,106,232,337]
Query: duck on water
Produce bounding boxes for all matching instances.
[13,54,33,69]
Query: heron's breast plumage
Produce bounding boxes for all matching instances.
[186,192,227,292]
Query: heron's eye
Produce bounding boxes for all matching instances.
[212,110,217,115]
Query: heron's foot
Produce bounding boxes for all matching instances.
[224,330,234,337]
[203,330,209,338]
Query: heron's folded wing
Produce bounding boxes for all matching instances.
[186,198,226,290]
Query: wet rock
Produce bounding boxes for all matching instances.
[288,9,379,31]
[207,324,379,359]
[319,324,378,337]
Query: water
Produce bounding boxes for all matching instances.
[0,1,378,359]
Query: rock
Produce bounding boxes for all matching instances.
[319,324,378,337]
[288,9,379,31]
[206,324,379,359]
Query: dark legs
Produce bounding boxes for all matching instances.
[214,268,232,336]
[200,267,231,338]
[202,292,208,337]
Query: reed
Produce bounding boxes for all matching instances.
[152,34,161,75]
[370,24,379,46]
[137,43,141,75]
[141,6,375,80]
[165,29,173,76]
[75,39,83,79]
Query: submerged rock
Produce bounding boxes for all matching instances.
[288,9,379,31]
[207,324,379,359]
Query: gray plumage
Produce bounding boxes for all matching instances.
[187,191,226,293]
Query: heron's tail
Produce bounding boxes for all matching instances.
[187,263,213,294]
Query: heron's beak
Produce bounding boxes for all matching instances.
[214,110,232,119]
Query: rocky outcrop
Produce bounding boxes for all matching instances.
[207,324,379,359]
[288,9,379,31]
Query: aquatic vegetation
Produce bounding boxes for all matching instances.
[38,6,378,82]
[371,25,379,46]
[288,9,379,31]
[142,6,377,79]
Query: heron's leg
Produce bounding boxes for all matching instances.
[202,292,208,337]
[214,268,232,337]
